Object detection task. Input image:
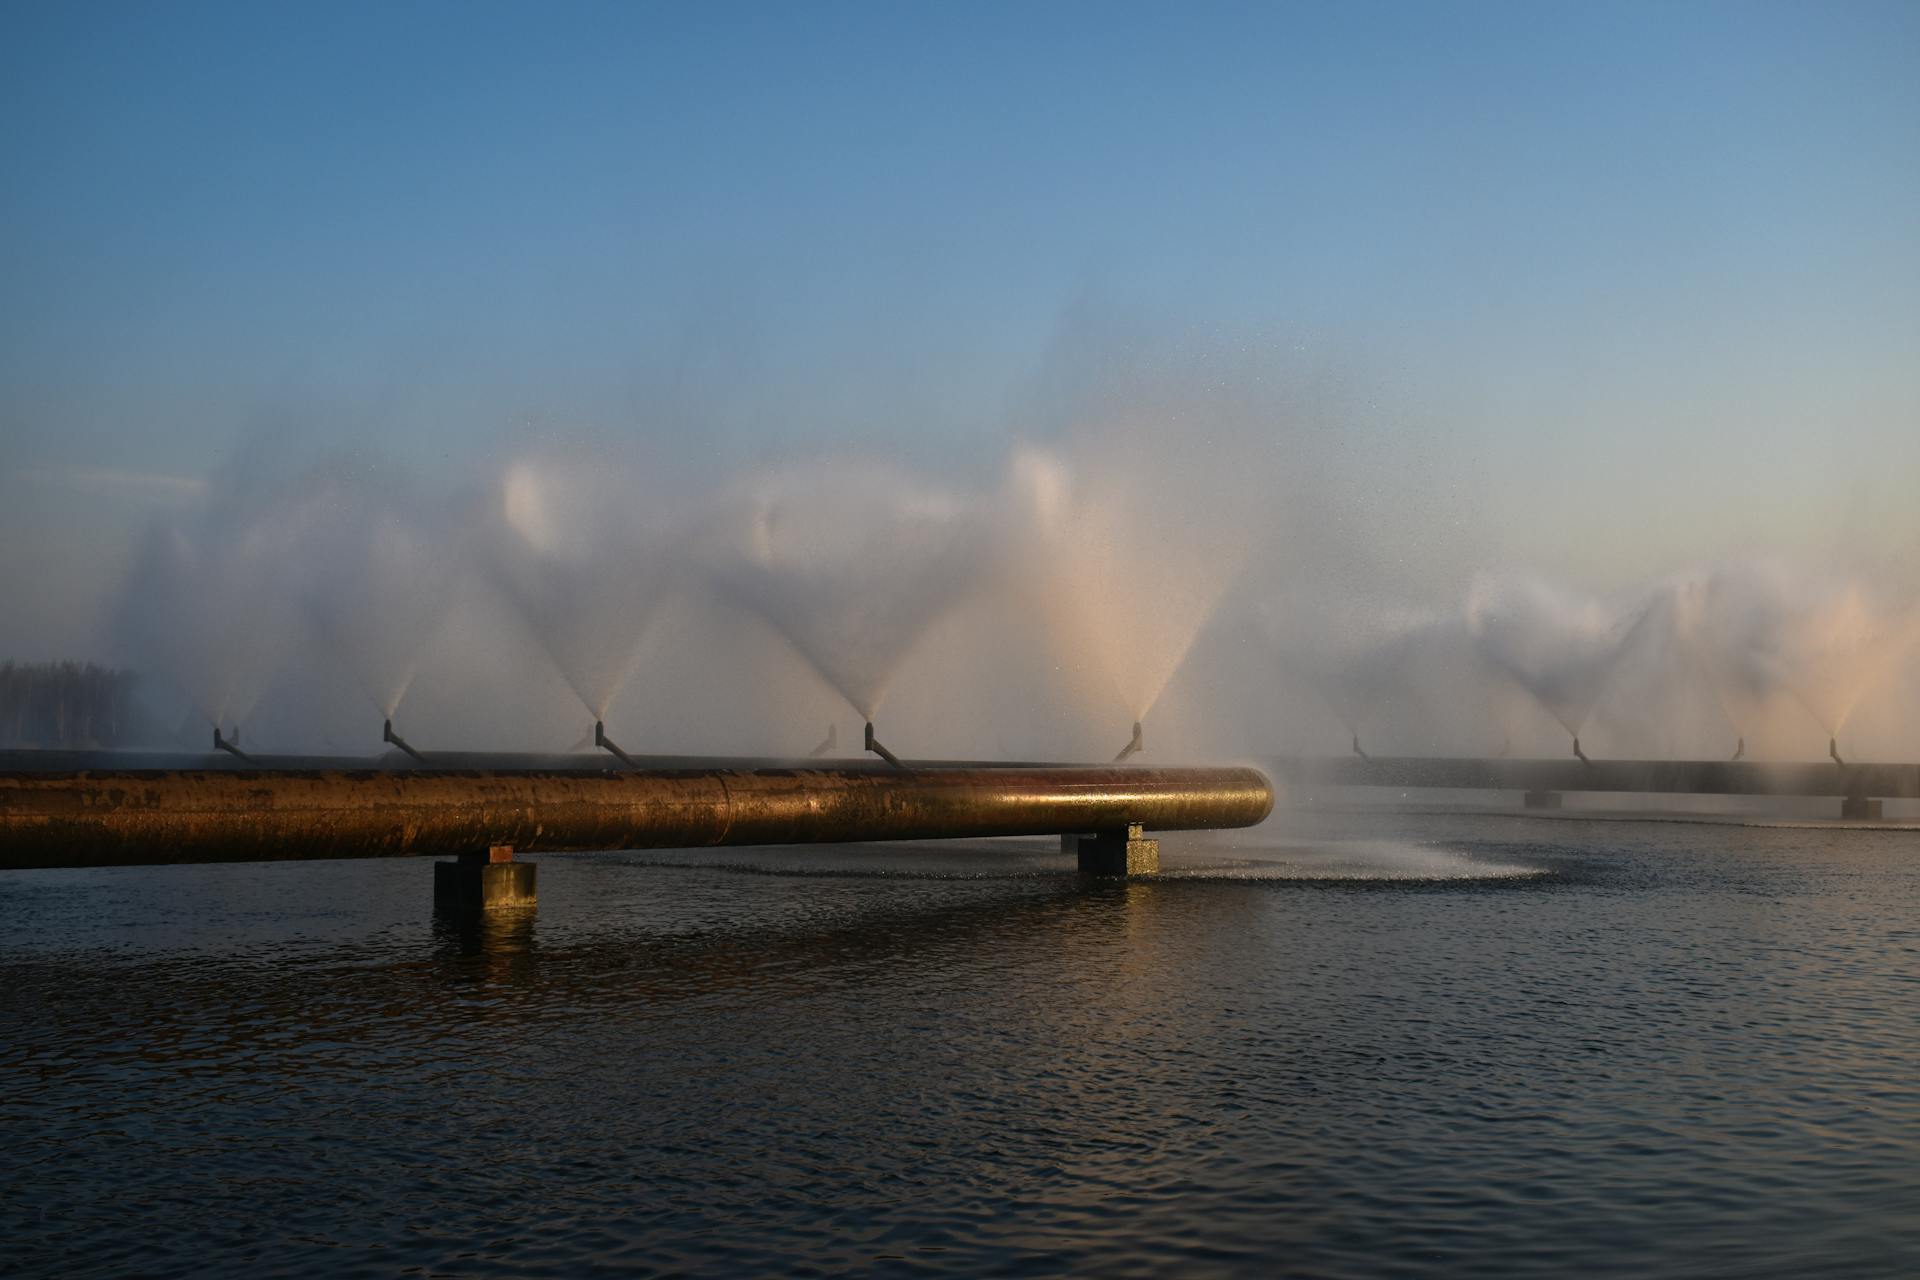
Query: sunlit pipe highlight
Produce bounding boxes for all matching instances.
[864,721,903,769]
[211,725,251,762]
[0,764,1278,869]
[595,720,638,769]
[382,719,426,764]
[1114,721,1144,763]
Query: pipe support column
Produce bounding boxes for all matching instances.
[1065,823,1160,876]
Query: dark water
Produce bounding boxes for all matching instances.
[3,812,1918,1277]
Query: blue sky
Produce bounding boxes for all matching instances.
[3,1,1917,650]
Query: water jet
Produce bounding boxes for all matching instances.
[481,457,679,733]
[1002,446,1248,747]
[700,461,988,744]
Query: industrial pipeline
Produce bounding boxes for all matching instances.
[0,764,1275,870]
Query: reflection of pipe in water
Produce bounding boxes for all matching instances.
[1573,736,1592,766]
[1350,732,1369,763]
[1829,737,1846,769]
[1113,721,1144,763]
[595,720,637,768]
[383,718,427,764]
[864,721,903,769]
[212,724,252,762]
[1731,736,1745,762]
[809,723,838,757]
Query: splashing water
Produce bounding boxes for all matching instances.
[114,495,301,733]
[1671,560,1920,739]
[1466,571,1656,739]
[1000,445,1249,726]
[696,461,988,721]
[479,457,680,720]
[1181,834,1542,880]
[285,472,459,720]
[1259,594,1442,743]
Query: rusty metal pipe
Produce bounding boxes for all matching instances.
[0,765,1274,870]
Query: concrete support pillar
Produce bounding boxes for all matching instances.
[434,844,536,909]
[1065,823,1160,876]
[1841,796,1883,821]
[1523,790,1563,810]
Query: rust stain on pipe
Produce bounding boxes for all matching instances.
[0,766,1274,869]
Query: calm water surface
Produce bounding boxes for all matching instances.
[3,810,1917,1277]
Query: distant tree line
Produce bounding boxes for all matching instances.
[0,662,140,748]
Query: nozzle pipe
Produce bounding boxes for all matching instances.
[1573,736,1592,766]
[0,764,1278,869]
[211,725,252,763]
[1830,737,1847,769]
[1113,721,1145,763]
[383,719,427,764]
[809,723,838,757]
[864,721,903,769]
[1350,732,1369,763]
[1731,737,1745,762]
[595,721,638,769]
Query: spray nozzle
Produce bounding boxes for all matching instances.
[383,718,427,764]
[595,720,638,769]
[211,724,252,763]
[1113,721,1145,763]
[864,721,904,768]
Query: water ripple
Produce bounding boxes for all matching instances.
[3,818,1918,1276]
